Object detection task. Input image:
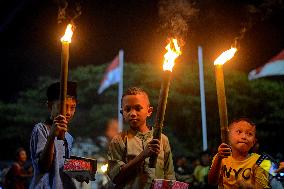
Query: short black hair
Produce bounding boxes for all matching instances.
[46,81,77,101]
[121,87,150,107]
[229,117,256,128]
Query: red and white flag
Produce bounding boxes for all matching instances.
[98,55,121,94]
[248,50,284,80]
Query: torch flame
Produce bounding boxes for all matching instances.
[163,38,182,71]
[214,47,237,65]
[60,24,74,43]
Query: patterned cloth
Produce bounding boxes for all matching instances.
[151,179,189,189]
[29,123,76,189]
[107,128,175,189]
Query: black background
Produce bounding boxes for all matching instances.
[1,0,284,101]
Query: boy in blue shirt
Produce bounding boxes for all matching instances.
[29,81,77,189]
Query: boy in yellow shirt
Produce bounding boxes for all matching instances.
[208,118,270,189]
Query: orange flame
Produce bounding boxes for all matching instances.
[163,38,182,71]
[214,47,237,65]
[60,24,74,43]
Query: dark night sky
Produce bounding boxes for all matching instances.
[1,0,284,101]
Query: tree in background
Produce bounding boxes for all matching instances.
[0,62,284,160]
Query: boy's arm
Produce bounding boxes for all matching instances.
[107,137,160,185]
[114,139,160,184]
[38,115,67,173]
[208,154,223,185]
[38,133,56,173]
[208,143,231,186]
[113,151,150,183]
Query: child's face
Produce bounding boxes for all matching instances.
[121,93,153,130]
[49,97,77,123]
[229,121,256,154]
[18,150,27,162]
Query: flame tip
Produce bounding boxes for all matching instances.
[214,47,237,65]
[163,38,182,71]
[60,24,74,43]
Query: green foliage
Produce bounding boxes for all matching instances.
[1,62,284,159]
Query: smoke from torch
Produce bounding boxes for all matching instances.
[158,0,198,46]
[56,0,82,24]
[234,1,284,49]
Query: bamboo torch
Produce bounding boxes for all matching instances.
[149,38,181,168]
[214,47,237,143]
[58,24,74,140]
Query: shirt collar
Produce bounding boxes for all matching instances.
[129,127,152,140]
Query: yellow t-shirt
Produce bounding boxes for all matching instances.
[214,153,270,189]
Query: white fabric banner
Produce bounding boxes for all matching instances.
[249,50,284,80]
[98,55,120,94]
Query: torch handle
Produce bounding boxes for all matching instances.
[58,42,69,140]
[149,71,171,168]
[149,123,162,168]
[215,65,229,144]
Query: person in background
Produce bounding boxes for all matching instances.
[107,87,175,189]
[105,119,119,142]
[98,119,119,151]
[276,162,284,173]
[175,155,193,184]
[193,150,213,188]
[4,147,33,189]
[95,118,119,157]
[95,119,119,189]
[0,163,10,188]
[29,81,79,189]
